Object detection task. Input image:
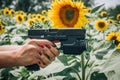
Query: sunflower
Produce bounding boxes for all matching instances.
[19,10,25,15]
[36,14,42,22]
[28,13,32,18]
[95,19,109,31]
[116,36,120,42]
[31,14,37,19]
[9,9,15,17]
[48,0,88,28]
[27,19,35,27]
[105,32,117,41]
[3,7,9,16]
[16,14,26,24]
[115,32,120,36]
[100,11,107,17]
[117,13,120,20]
[40,16,46,22]
[116,32,120,41]
[108,19,114,24]
[116,43,120,49]
[42,10,47,15]
[86,7,92,13]
[0,23,5,34]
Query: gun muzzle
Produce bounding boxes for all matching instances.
[61,40,87,55]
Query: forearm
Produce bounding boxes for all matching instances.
[0,45,21,51]
[0,50,18,68]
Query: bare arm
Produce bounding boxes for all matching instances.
[0,39,60,69]
[0,45,21,51]
[0,50,17,68]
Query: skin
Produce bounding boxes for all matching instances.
[0,39,60,69]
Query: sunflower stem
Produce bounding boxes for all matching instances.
[81,53,85,80]
[102,31,105,40]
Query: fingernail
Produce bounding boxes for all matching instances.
[47,45,51,49]
[39,52,42,56]
[40,45,44,48]
[39,61,41,64]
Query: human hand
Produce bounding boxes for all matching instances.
[14,39,60,68]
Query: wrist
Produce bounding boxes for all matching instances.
[11,46,23,66]
[10,50,19,66]
[0,50,19,68]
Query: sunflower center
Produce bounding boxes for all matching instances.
[98,22,105,28]
[59,5,79,27]
[118,16,120,20]
[112,36,116,40]
[0,25,1,30]
[109,20,113,23]
[6,11,9,14]
[18,16,22,21]
[30,21,34,25]
[66,9,74,20]
[103,13,106,16]
[11,11,14,15]
[38,16,41,19]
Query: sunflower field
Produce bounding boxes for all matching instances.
[0,0,120,80]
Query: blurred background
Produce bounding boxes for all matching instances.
[0,0,120,14]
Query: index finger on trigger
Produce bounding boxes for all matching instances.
[35,39,54,46]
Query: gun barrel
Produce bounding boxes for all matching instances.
[28,28,86,40]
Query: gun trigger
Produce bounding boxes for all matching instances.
[52,41,61,49]
[52,40,60,43]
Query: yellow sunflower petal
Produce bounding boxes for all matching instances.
[105,32,116,41]
[100,11,107,17]
[48,0,88,28]
[27,19,35,27]
[95,19,109,31]
[0,24,5,34]
[108,19,114,24]
[117,13,120,20]
[116,43,120,49]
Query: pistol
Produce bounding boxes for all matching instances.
[26,28,87,70]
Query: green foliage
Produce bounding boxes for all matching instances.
[91,4,105,13]
[90,71,107,80]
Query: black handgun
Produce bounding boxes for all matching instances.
[26,28,87,70]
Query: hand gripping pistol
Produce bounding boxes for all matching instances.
[26,28,87,70]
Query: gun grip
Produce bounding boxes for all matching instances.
[25,64,40,71]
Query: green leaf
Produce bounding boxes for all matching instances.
[7,27,16,33]
[90,71,107,80]
[95,41,115,60]
[42,76,65,80]
[100,49,120,80]
[91,4,105,13]
[70,61,81,71]
[54,67,77,76]
[91,40,115,60]
[57,55,69,66]
[63,76,77,80]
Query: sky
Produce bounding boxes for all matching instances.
[92,0,120,9]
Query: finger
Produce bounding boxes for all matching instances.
[28,50,41,63]
[25,43,41,53]
[41,45,56,59]
[38,52,52,65]
[30,39,54,47]
[37,61,47,68]
[50,46,60,56]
